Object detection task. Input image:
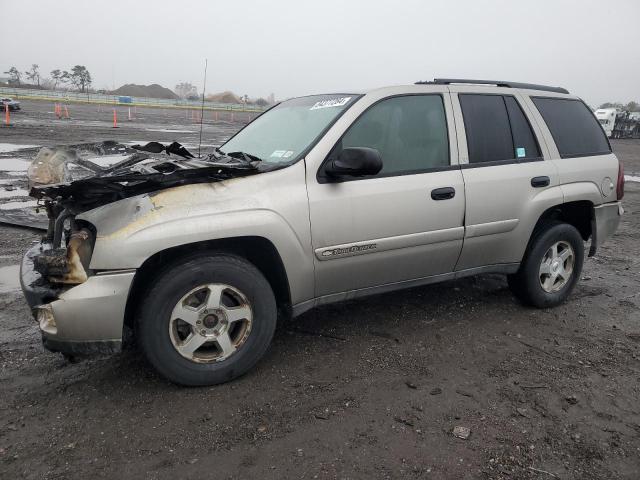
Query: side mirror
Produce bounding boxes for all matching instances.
[325,147,383,178]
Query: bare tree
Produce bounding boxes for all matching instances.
[625,101,638,112]
[599,101,639,112]
[25,64,41,87]
[50,69,63,90]
[4,66,21,85]
[69,65,92,92]
[599,102,623,109]
[61,70,71,89]
[175,82,198,99]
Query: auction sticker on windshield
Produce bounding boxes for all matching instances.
[310,97,352,110]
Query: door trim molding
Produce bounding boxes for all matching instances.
[314,226,464,261]
[465,219,519,238]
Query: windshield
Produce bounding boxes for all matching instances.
[219,94,358,164]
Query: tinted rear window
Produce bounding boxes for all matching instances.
[531,97,610,158]
[459,95,514,163]
[459,94,540,163]
[504,96,540,160]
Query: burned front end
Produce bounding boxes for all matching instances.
[20,142,261,356]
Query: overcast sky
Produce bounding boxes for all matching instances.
[1,0,638,106]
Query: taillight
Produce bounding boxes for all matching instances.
[617,161,625,200]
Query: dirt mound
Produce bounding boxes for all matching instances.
[109,84,178,100]
[206,91,242,104]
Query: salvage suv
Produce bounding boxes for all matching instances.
[21,79,624,386]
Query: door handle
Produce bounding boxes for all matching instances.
[431,187,455,200]
[531,176,550,188]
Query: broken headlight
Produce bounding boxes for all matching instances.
[34,227,95,285]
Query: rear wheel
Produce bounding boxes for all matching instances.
[508,222,584,308]
[137,254,277,386]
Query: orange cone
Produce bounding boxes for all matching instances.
[4,104,9,126]
[113,108,118,128]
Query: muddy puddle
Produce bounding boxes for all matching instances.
[0,143,40,153]
[0,158,31,171]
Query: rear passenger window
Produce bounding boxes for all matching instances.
[504,97,540,161]
[459,94,541,164]
[532,97,611,158]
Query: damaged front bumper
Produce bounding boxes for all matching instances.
[21,243,135,355]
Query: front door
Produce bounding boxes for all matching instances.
[306,93,466,297]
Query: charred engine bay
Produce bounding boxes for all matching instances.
[26,141,266,290]
[30,141,264,213]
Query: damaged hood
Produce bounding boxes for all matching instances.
[28,142,267,212]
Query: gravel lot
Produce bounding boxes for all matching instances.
[1,100,639,479]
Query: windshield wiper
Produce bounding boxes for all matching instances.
[213,148,262,163]
[227,151,263,163]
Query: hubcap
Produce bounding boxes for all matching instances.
[168,283,253,363]
[539,241,575,293]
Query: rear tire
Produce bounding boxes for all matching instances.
[137,254,277,386]
[508,222,584,308]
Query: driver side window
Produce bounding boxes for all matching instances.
[338,95,450,176]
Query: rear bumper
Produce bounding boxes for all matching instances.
[21,243,135,355]
[589,201,623,256]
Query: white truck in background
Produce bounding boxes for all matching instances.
[595,108,617,137]
[595,108,640,139]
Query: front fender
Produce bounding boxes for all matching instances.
[77,165,314,304]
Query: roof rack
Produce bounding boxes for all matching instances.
[416,78,569,95]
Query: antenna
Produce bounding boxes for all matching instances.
[198,58,208,158]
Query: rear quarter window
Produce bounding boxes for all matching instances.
[531,97,611,158]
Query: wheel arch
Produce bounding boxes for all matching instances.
[123,236,292,331]
[522,200,594,263]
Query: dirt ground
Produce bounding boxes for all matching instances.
[0,101,639,479]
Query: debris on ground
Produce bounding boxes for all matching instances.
[565,395,579,405]
[452,426,471,439]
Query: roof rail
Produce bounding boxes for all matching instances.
[416,78,569,95]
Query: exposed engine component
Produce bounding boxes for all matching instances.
[21,140,275,293]
[33,228,94,285]
[131,141,195,158]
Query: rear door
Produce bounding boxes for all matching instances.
[306,91,466,297]
[526,96,619,205]
[450,87,561,270]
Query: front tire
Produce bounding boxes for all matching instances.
[508,222,584,308]
[137,254,277,386]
